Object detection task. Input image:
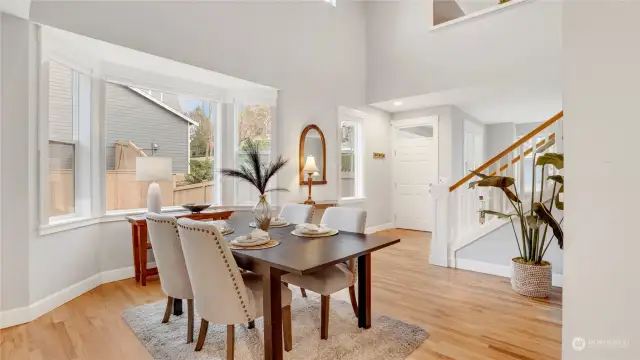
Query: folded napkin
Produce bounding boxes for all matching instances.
[296,223,330,234]
[271,217,286,224]
[234,229,270,244]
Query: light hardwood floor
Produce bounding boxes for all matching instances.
[0,229,562,360]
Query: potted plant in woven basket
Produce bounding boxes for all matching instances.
[470,152,564,298]
[220,139,289,231]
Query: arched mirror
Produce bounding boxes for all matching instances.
[299,124,327,185]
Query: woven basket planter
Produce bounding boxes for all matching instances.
[510,258,552,298]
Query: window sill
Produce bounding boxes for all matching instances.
[39,205,259,236]
[339,197,366,205]
[39,216,101,236]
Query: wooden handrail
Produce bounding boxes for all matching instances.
[486,133,555,176]
[449,110,563,192]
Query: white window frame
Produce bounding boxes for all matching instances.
[38,56,93,228]
[338,107,365,203]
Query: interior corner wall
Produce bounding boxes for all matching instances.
[563,1,640,358]
[0,13,31,311]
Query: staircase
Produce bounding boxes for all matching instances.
[430,111,564,268]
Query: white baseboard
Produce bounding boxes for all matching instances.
[0,266,134,329]
[365,222,394,234]
[456,258,563,288]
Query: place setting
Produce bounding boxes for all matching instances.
[249,216,291,228]
[291,223,339,238]
[228,228,281,250]
[204,219,234,235]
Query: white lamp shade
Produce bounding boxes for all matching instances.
[136,157,173,182]
[303,155,319,173]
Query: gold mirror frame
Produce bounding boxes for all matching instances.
[299,124,327,185]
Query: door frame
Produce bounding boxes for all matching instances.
[390,116,439,231]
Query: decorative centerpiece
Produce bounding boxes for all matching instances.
[220,139,288,231]
[470,152,564,298]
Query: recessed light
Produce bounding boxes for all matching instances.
[393,101,403,106]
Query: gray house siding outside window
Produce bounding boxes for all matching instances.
[105,83,190,173]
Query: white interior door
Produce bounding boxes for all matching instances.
[393,122,438,232]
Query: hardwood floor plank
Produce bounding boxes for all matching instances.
[0,229,562,360]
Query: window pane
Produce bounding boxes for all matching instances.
[238,105,271,149]
[341,123,357,198]
[49,142,75,217]
[47,61,77,218]
[236,105,272,205]
[105,84,216,211]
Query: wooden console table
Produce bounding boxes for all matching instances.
[126,209,234,286]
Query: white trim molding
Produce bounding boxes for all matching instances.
[0,266,134,329]
[365,222,395,234]
[455,258,563,288]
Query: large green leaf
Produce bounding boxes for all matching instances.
[468,171,520,203]
[548,175,564,184]
[536,153,564,170]
[525,215,542,229]
[533,203,563,249]
[555,184,564,210]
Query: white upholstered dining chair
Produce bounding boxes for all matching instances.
[281,207,366,340]
[145,213,195,344]
[278,203,314,225]
[177,218,293,357]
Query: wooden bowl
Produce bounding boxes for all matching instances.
[181,203,211,213]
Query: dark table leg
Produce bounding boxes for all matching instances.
[262,266,285,360]
[358,253,372,329]
[138,225,148,286]
[132,225,140,283]
[173,298,183,316]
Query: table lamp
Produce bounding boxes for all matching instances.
[136,157,172,213]
[303,155,319,205]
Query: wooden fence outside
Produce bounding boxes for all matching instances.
[49,169,213,217]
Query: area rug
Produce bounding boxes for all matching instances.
[122,291,428,360]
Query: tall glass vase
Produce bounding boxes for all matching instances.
[253,194,272,231]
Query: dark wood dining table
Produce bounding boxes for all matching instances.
[217,212,401,360]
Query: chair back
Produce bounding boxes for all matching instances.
[279,203,314,224]
[146,213,193,300]
[177,218,254,325]
[321,207,367,233]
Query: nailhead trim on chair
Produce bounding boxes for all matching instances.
[178,222,252,322]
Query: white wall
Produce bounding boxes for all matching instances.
[485,122,515,162]
[365,0,561,105]
[0,0,30,19]
[350,106,392,228]
[0,13,32,311]
[564,1,640,358]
